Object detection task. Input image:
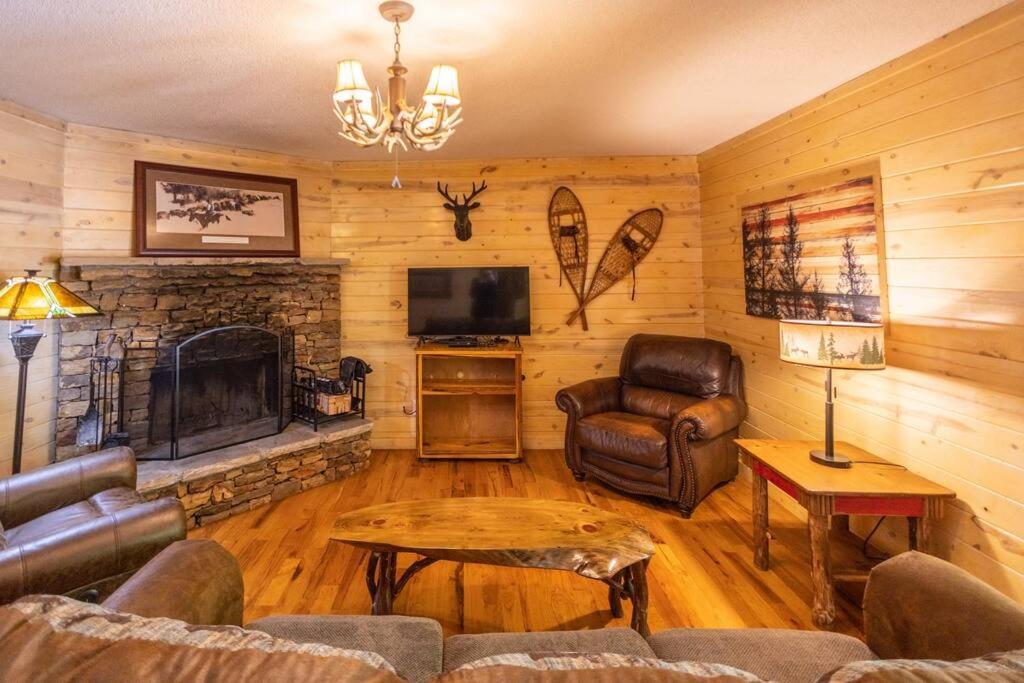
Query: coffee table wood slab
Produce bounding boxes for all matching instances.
[331,497,656,635]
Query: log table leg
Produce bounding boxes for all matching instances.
[367,551,397,616]
[807,513,835,629]
[628,559,651,638]
[607,569,626,618]
[753,472,770,570]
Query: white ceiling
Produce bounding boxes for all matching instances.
[0,0,1009,161]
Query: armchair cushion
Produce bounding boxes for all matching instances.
[0,496,185,604]
[622,385,701,421]
[577,413,669,470]
[0,447,136,529]
[620,335,733,399]
[4,487,146,547]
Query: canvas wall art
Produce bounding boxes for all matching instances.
[739,165,886,323]
[134,161,300,256]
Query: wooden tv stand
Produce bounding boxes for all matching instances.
[415,342,523,460]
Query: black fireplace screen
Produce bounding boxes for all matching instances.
[145,325,285,460]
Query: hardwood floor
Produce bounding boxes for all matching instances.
[191,449,874,638]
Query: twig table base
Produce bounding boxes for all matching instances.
[332,497,656,636]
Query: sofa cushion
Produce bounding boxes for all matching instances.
[818,648,1024,682]
[0,595,400,682]
[437,652,765,681]
[443,628,654,671]
[576,413,669,469]
[248,614,443,682]
[648,628,875,683]
[4,487,145,546]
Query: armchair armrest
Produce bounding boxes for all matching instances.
[671,394,745,442]
[0,447,137,529]
[103,540,243,626]
[555,377,622,419]
[0,496,184,605]
[864,551,1024,661]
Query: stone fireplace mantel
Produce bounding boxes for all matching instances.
[60,256,350,268]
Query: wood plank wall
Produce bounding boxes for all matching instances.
[0,101,66,474]
[330,157,701,448]
[698,2,1024,600]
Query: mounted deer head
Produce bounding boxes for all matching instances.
[437,180,487,241]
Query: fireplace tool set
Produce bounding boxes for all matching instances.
[76,333,130,450]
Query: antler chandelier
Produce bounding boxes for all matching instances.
[333,1,462,154]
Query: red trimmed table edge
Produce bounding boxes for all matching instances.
[737,439,955,630]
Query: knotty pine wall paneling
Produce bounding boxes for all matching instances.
[0,101,66,474]
[61,123,334,258]
[698,2,1024,600]
[330,157,702,449]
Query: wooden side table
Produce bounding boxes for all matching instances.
[736,439,956,629]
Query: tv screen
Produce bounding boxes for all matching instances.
[407,267,531,337]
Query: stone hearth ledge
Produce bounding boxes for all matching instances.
[138,418,372,527]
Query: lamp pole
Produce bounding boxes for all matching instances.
[9,322,45,474]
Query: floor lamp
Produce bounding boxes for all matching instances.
[778,319,885,468]
[0,270,100,474]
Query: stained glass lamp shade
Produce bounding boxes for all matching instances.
[1,271,100,474]
[778,319,885,468]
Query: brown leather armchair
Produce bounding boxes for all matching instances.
[556,335,746,517]
[0,446,186,604]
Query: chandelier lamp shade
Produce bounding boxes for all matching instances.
[778,319,886,469]
[0,270,101,474]
[333,1,463,153]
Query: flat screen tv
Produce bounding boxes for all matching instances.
[407,267,531,337]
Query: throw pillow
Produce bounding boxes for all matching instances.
[817,649,1024,682]
[0,595,401,682]
[436,652,767,682]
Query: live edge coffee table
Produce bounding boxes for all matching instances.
[736,439,956,630]
[330,498,656,636]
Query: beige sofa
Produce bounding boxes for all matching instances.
[2,540,1008,681]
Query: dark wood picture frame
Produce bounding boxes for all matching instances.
[133,161,301,257]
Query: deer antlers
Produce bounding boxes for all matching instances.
[436,181,488,208]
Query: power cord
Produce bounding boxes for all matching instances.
[861,516,888,561]
[850,461,907,469]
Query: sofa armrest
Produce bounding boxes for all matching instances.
[0,496,184,604]
[103,539,244,626]
[671,395,745,442]
[864,551,1024,660]
[0,447,137,529]
[555,377,622,419]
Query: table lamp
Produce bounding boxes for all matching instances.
[0,270,101,474]
[778,319,885,468]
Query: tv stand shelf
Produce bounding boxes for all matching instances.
[415,342,523,460]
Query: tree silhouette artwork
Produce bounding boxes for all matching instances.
[739,174,883,323]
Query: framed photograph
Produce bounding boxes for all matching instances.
[739,161,887,324]
[133,161,300,257]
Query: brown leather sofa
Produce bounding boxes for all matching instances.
[0,446,186,604]
[556,335,746,517]
[17,542,1021,682]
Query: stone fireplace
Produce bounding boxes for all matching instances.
[56,257,345,461]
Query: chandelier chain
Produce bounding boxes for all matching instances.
[393,20,401,63]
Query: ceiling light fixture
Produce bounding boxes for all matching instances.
[333,1,462,164]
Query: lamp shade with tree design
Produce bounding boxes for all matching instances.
[778,319,885,468]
